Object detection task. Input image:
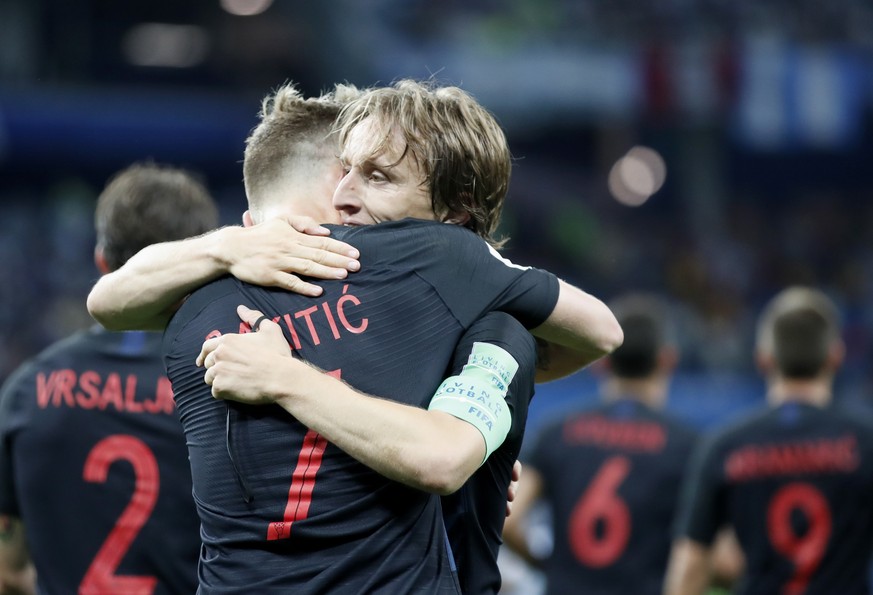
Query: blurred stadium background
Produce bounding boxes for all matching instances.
[1,0,872,434]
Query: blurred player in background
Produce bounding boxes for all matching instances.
[0,163,219,594]
[665,286,873,595]
[503,292,699,595]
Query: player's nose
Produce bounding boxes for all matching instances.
[332,170,361,214]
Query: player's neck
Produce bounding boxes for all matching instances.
[602,377,667,410]
[767,377,832,408]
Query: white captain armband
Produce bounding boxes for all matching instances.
[428,342,519,464]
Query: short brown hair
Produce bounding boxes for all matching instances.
[756,286,841,379]
[95,162,219,271]
[243,82,362,217]
[608,293,673,378]
[335,79,511,246]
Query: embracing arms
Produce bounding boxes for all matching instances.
[88,220,619,379]
[531,279,623,382]
[198,306,528,495]
[87,218,360,331]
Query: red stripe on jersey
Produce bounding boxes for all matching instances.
[268,429,328,540]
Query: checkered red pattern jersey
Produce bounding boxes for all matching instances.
[526,399,699,595]
[0,328,200,595]
[162,219,560,594]
[675,401,873,595]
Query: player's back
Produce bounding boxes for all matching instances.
[0,327,199,595]
[162,220,559,593]
[708,402,873,595]
[528,399,698,595]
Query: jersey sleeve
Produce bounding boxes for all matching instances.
[446,311,538,448]
[672,433,726,545]
[344,221,560,330]
[0,364,33,516]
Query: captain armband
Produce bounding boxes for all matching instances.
[428,342,520,464]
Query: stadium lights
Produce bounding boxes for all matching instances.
[608,145,667,207]
[220,0,274,16]
[122,23,210,68]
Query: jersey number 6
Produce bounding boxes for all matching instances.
[568,455,632,568]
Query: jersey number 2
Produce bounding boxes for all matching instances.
[568,455,632,567]
[766,482,832,595]
[80,435,160,595]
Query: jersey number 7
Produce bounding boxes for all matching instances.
[266,369,338,540]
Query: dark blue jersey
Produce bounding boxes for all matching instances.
[0,327,199,595]
[526,399,698,595]
[441,312,538,595]
[675,401,873,595]
[162,219,560,593]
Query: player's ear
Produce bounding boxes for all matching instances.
[755,349,775,375]
[590,356,610,378]
[826,339,846,371]
[94,246,111,275]
[657,345,679,373]
[242,210,255,228]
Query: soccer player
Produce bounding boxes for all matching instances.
[0,163,218,594]
[501,293,699,594]
[664,286,873,595]
[205,304,538,595]
[89,81,622,592]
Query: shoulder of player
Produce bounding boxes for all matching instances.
[654,409,700,441]
[634,410,701,454]
[695,407,776,457]
[0,359,37,408]
[828,403,873,437]
[1,328,94,386]
[0,342,68,415]
[341,219,488,259]
[530,402,601,442]
[163,276,241,343]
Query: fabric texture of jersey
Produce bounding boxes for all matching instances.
[440,312,538,595]
[526,399,699,595]
[0,327,199,595]
[162,219,560,593]
[675,401,873,595]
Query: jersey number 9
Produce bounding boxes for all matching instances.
[766,482,832,595]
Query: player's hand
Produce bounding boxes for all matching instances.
[506,460,522,517]
[222,218,360,297]
[197,305,299,404]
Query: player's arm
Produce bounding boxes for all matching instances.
[87,217,360,331]
[0,516,35,595]
[198,306,523,495]
[664,538,713,595]
[531,279,624,382]
[709,527,744,589]
[501,463,545,568]
[665,433,726,595]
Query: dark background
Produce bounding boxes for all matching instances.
[1,0,872,432]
